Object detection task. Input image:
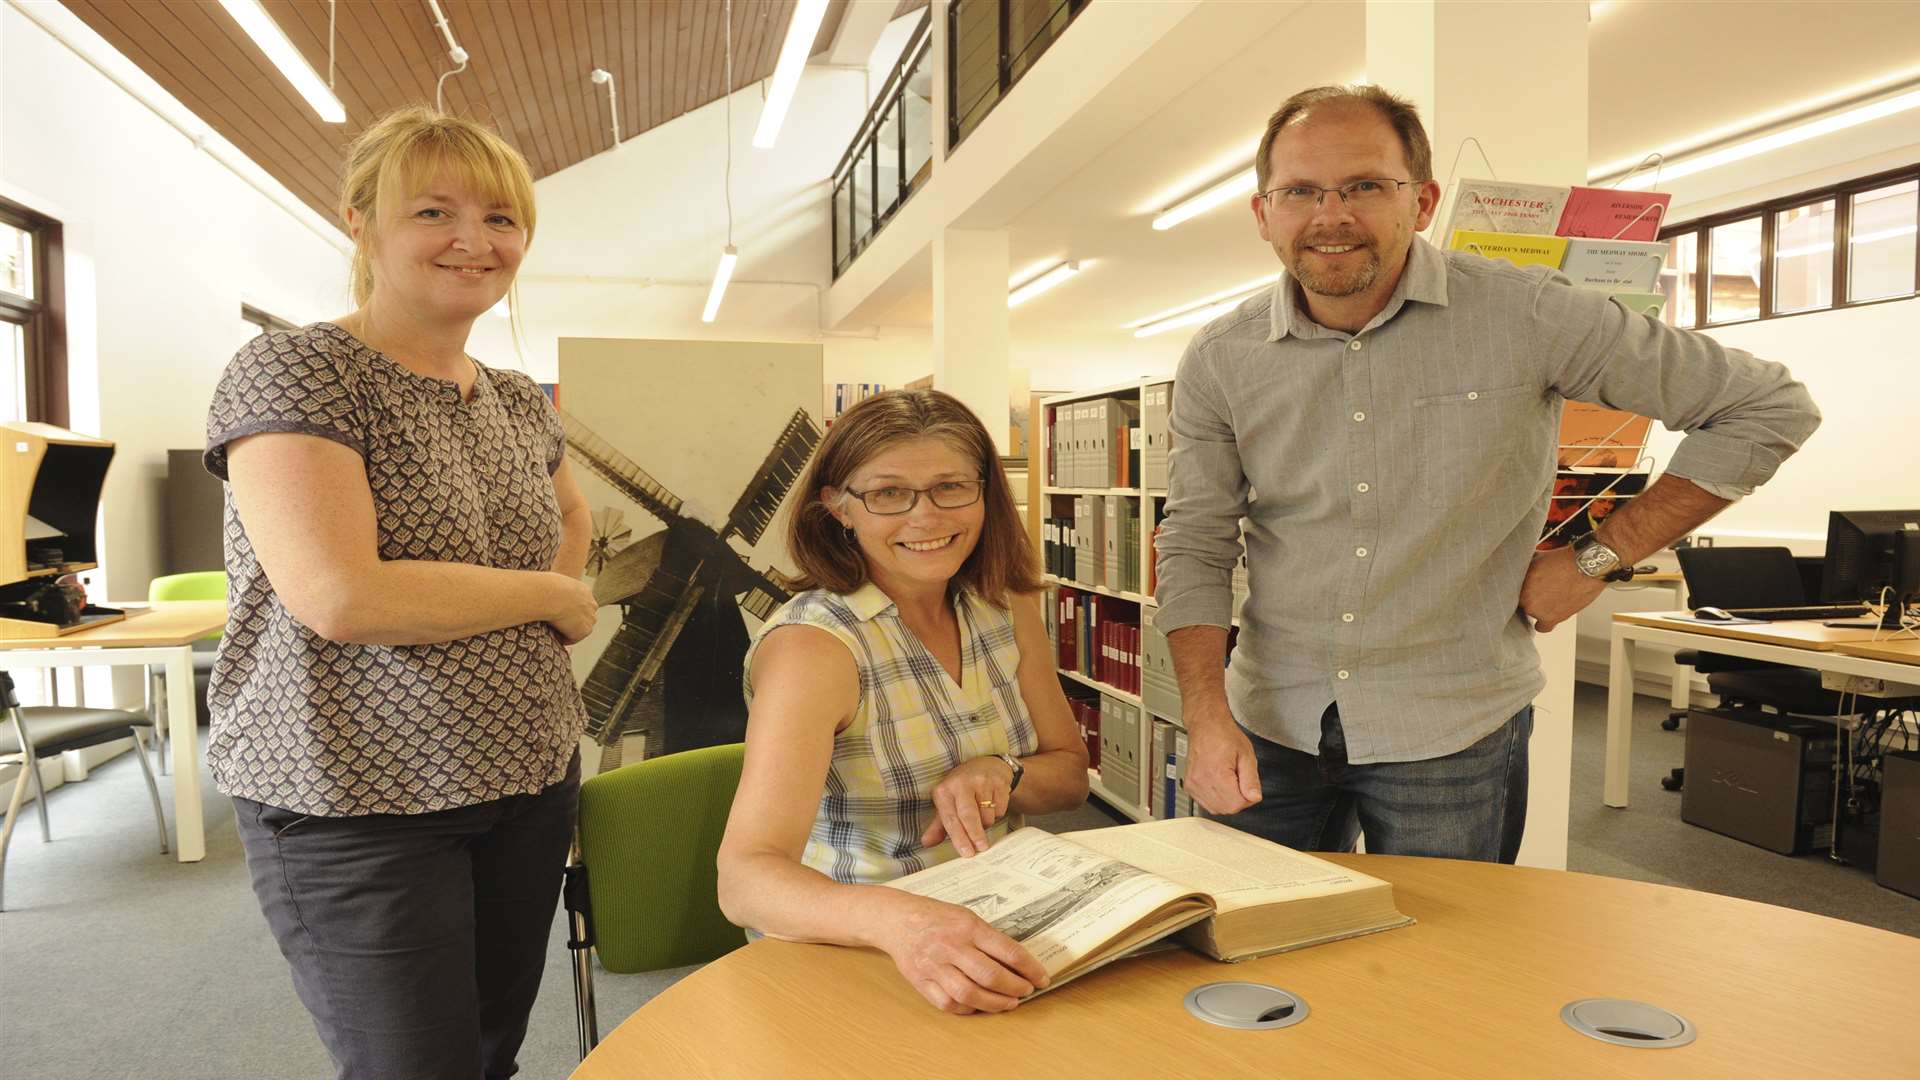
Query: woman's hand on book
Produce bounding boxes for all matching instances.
[920,756,1016,856]
[878,895,1049,1014]
[1183,701,1263,814]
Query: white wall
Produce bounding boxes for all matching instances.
[2,4,350,710]
[473,57,937,402]
[1576,293,1920,681]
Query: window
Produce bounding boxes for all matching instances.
[1658,163,1919,329]
[1772,200,1834,314]
[1660,230,1697,327]
[1848,179,1918,302]
[1707,217,1761,324]
[0,198,65,426]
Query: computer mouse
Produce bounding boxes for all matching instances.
[1693,606,1735,621]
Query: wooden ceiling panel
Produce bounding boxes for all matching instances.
[60,0,851,225]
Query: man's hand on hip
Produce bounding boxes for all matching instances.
[1182,699,1262,814]
[1518,545,1609,632]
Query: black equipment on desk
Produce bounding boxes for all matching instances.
[1673,546,1867,621]
[0,423,123,637]
[1720,603,1872,622]
[1822,510,1920,629]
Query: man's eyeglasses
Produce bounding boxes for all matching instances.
[844,480,984,515]
[1258,178,1417,214]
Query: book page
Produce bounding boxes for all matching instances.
[1065,817,1383,915]
[882,828,1205,978]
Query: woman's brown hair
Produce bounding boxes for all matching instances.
[786,389,1040,606]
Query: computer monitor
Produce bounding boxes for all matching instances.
[1821,510,1920,625]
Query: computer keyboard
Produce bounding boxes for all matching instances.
[1722,604,1872,621]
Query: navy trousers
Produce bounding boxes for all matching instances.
[233,755,578,1080]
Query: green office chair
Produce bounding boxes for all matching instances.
[145,572,227,774]
[564,742,747,1059]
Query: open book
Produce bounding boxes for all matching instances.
[883,817,1412,994]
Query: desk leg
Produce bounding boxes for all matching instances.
[165,646,205,862]
[1605,629,1636,808]
[1667,582,1690,714]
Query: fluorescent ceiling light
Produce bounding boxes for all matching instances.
[217,0,346,124]
[1153,169,1258,231]
[1606,87,1920,191]
[1009,258,1066,289]
[1125,274,1280,331]
[1129,274,1280,338]
[702,245,739,323]
[752,0,830,148]
[1009,261,1081,308]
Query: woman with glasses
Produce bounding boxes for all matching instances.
[717,389,1089,1015]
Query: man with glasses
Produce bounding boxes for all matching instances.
[1153,84,1820,862]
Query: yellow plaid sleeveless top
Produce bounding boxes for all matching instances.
[744,583,1040,885]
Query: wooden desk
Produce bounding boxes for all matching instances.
[1605,612,1920,808]
[571,855,1920,1079]
[0,601,227,861]
[1833,635,1920,665]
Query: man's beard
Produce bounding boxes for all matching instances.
[1288,237,1381,298]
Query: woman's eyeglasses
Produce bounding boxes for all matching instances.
[844,480,984,515]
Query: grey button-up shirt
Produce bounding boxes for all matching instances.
[1154,236,1820,764]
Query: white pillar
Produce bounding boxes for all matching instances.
[1368,1,1590,224]
[932,229,1011,454]
[1366,0,1591,872]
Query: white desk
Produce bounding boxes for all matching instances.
[1604,612,1920,808]
[0,601,227,861]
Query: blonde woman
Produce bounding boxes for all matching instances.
[717,389,1091,1015]
[204,108,593,1078]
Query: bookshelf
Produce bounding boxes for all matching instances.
[1039,379,1217,825]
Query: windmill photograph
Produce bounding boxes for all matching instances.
[558,339,825,775]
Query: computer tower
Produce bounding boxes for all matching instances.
[1681,707,1835,855]
[1877,751,1920,899]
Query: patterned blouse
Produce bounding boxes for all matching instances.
[203,323,585,816]
[743,583,1041,884]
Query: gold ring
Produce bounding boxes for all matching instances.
[978,800,995,809]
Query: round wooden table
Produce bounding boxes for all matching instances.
[572,854,1920,1079]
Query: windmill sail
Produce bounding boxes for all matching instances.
[560,411,685,526]
[564,403,819,761]
[721,408,822,545]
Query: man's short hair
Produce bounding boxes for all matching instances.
[1255,85,1433,193]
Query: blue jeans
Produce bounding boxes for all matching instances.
[1206,703,1532,863]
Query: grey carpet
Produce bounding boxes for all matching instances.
[1,686,1912,1078]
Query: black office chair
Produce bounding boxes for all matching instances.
[1,671,169,911]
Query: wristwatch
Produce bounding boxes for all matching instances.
[996,753,1025,793]
[1571,533,1630,582]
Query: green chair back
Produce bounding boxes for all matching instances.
[578,742,747,973]
[149,572,228,641]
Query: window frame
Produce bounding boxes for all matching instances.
[1658,162,1919,330]
[0,197,67,427]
